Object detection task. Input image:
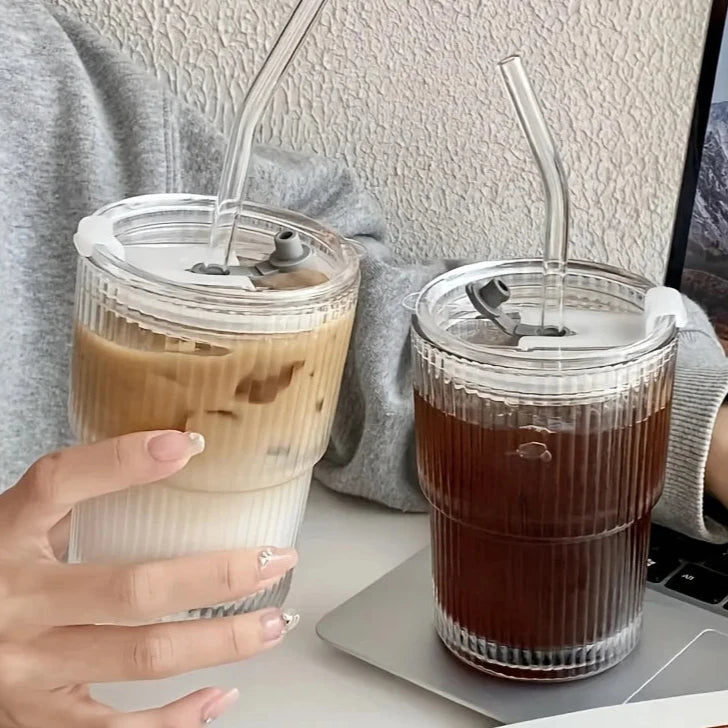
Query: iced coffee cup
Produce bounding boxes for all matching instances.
[412,259,685,681]
[68,193,359,619]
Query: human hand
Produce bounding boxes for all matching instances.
[0,431,298,727]
[706,405,728,510]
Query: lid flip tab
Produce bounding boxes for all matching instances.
[73,216,126,261]
[644,287,687,334]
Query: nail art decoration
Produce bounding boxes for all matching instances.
[258,547,275,570]
[281,611,300,633]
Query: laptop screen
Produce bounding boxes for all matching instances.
[668,0,728,353]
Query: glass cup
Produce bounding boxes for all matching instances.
[412,260,680,681]
[68,194,359,620]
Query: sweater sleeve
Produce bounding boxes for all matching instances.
[653,297,728,542]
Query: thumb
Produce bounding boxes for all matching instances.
[110,687,240,727]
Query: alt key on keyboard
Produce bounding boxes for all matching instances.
[665,565,728,604]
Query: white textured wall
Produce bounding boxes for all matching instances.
[52,0,710,281]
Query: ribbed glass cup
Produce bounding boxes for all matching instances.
[412,260,679,681]
[68,194,359,621]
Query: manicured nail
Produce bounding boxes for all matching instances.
[147,431,205,462]
[258,547,298,576]
[201,688,239,724]
[260,608,300,642]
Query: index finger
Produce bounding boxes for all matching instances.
[1,431,205,534]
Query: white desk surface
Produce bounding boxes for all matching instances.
[93,483,488,727]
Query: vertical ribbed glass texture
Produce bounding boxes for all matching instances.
[412,261,678,681]
[68,195,358,621]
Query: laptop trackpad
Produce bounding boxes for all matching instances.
[627,630,728,703]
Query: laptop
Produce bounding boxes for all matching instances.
[318,1,728,723]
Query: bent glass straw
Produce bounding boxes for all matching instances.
[207,0,331,267]
[499,55,569,333]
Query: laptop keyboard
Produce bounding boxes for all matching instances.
[649,523,728,613]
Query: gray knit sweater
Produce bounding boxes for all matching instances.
[2,0,728,542]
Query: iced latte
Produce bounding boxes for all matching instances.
[68,195,359,619]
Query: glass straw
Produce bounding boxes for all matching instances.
[207,0,331,266]
[498,55,569,333]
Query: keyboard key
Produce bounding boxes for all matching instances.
[651,525,714,562]
[649,524,676,548]
[674,537,712,563]
[665,565,728,604]
[647,552,680,583]
[703,546,728,575]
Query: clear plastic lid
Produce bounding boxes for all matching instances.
[73,194,360,334]
[414,259,684,372]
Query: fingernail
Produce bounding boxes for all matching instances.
[147,431,206,462]
[258,547,298,576]
[260,608,300,642]
[201,688,239,724]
